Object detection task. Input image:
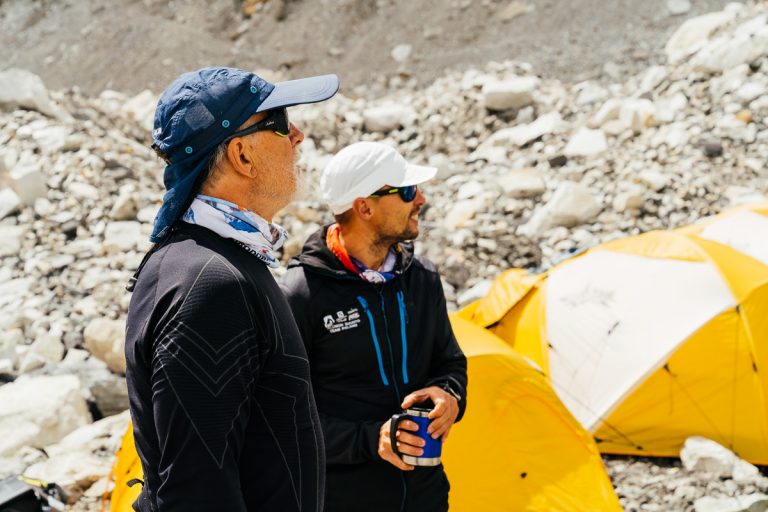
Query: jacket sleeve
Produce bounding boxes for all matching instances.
[280,268,383,465]
[319,413,382,464]
[149,272,260,511]
[424,275,469,422]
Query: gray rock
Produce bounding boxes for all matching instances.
[0,188,22,220]
[83,317,126,374]
[519,181,602,236]
[0,375,91,457]
[701,139,724,157]
[9,155,47,205]
[0,225,27,257]
[121,90,157,132]
[18,330,65,372]
[363,104,416,132]
[497,169,546,199]
[691,18,768,73]
[0,69,69,120]
[564,128,608,157]
[667,0,691,15]
[681,436,759,482]
[665,11,735,64]
[391,44,413,63]
[482,76,539,111]
[694,494,768,512]
[638,170,671,192]
[103,221,142,253]
[24,411,130,503]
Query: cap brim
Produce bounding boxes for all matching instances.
[396,163,438,187]
[257,74,340,112]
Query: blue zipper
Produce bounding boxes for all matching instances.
[356,296,389,386]
[379,293,403,402]
[396,290,409,384]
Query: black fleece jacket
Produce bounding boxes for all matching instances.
[280,226,467,512]
[125,223,324,512]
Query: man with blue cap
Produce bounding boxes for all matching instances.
[125,67,339,512]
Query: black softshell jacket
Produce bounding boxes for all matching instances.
[280,227,468,512]
[125,223,324,512]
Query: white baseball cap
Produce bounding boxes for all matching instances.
[320,142,437,215]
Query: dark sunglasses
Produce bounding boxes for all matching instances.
[369,185,418,202]
[223,107,290,143]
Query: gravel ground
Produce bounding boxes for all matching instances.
[0,0,741,95]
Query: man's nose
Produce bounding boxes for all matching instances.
[289,123,304,147]
[414,187,427,206]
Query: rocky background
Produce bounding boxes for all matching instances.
[2,1,768,511]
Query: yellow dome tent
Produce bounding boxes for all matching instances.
[460,203,768,464]
[110,316,620,511]
[443,316,619,511]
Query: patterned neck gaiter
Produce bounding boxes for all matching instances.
[325,223,399,284]
[182,194,288,268]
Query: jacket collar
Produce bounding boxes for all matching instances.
[289,225,415,279]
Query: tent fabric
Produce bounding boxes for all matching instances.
[444,316,620,511]
[463,203,768,464]
[110,423,142,512]
[110,316,620,511]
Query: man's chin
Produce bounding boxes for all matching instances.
[401,228,420,241]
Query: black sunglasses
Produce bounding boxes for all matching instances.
[223,107,290,143]
[369,185,418,202]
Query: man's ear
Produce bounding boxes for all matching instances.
[226,139,256,177]
[352,197,374,221]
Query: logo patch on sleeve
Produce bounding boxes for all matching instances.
[322,307,361,333]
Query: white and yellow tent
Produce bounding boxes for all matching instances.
[461,203,768,464]
[111,316,621,511]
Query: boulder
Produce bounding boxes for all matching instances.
[9,155,47,205]
[0,225,27,258]
[24,411,130,503]
[518,181,602,236]
[103,221,143,253]
[482,76,540,111]
[667,0,691,15]
[31,124,71,155]
[363,104,416,132]
[121,90,157,132]
[693,494,768,512]
[443,199,485,230]
[638,170,671,192]
[0,188,22,220]
[0,375,91,457]
[681,436,760,482]
[665,11,735,63]
[18,331,65,372]
[564,128,608,157]
[391,44,413,63]
[83,317,127,374]
[471,112,567,160]
[0,69,69,120]
[619,99,655,133]
[613,186,646,213]
[110,186,139,220]
[588,98,622,128]
[691,18,768,73]
[497,169,546,199]
[680,436,760,481]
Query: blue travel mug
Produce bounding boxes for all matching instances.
[390,407,442,466]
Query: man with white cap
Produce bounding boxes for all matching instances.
[281,142,468,511]
[125,67,338,511]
